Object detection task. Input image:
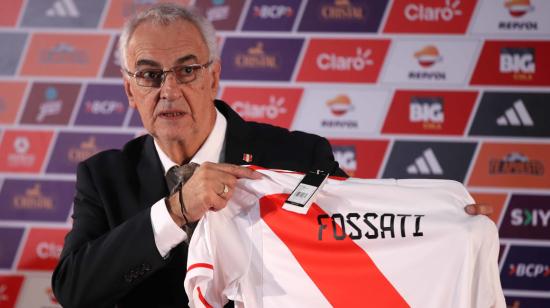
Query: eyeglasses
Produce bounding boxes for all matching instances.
[124,60,213,88]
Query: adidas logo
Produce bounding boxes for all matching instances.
[406,148,443,175]
[496,99,534,127]
[46,0,80,18]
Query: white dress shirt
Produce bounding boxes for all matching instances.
[150,109,227,258]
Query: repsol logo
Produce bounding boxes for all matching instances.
[317,212,424,241]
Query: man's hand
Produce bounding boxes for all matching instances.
[166,162,262,226]
[464,203,493,216]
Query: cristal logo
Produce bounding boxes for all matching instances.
[68,136,99,163]
[511,208,550,227]
[326,95,354,116]
[404,0,463,22]
[36,241,63,260]
[253,5,293,19]
[414,45,442,68]
[409,97,444,129]
[232,96,287,120]
[317,47,373,71]
[13,184,54,210]
[508,263,550,278]
[85,100,125,115]
[500,48,535,75]
[235,42,278,69]
[505,0,534,18]
[321,0,364,21]
[13,137,30,154]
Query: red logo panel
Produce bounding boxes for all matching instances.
[21,33,109,77]
[470,41,550,86]
[330,139,389,178]
[384,0,477,34]
[17,228,69,271]
[0,81,27,124]
[222,87,302,129]
[468,143,550,189]
[0,130,53,173]
[382,90,477,135]
[297,39,390,83]
[0,275,24,308]
[102,0,191,28]
[0,0,23,26]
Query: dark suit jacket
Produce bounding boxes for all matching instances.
[52,100,345,307]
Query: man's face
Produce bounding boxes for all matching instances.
[123,19,220,146]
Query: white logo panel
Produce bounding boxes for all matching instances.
[381,40,478,85]
[291,88,390,138]
[16,275,61,308]
[471,0,550,35]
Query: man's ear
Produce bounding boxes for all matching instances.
[209,61,221,101]
[123,77,137,108]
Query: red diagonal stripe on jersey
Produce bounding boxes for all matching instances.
[197,286,213,308]
[260,194,409,307]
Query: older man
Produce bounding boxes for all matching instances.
[52,4,344,307]
[52,3,490,307]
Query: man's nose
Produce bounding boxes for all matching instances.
[159,71,181,99]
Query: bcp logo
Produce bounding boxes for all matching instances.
[499,195,550,240]
[298,0,388,32]
[242,0,300,31]
[297,39,389,83]
[470,41,550,86]
[0,130,52,173]
[509,263,550,278]
[468,143,550,189]
[0,276,24,308]
[21,33,109,77]
[384,0,477,33]
[330,139,389,178]
[222,87,302,129]
[17,228,69,271]
[20,83,80,125]
[382,90,476,135]
[74,84,129,126]
[221,38,303,81]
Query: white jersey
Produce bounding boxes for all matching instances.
[184,168,505,308]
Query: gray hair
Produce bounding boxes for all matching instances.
[118,3,218,70]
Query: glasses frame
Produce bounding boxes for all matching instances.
[123,60,213,88]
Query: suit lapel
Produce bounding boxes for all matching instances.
[216,100,260,165]
[136,135,168,208]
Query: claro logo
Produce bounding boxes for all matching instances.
[404,0,463,22]
[36,241,62,259]
[317,47,373,71]
[232,96,287,120]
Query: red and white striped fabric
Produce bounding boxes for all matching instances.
[184,168,505,308]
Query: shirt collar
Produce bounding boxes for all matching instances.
[155,108,227,175]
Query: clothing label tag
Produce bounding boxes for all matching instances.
[283,170,329,214]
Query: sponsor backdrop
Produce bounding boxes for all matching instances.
[0,0,549,306]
